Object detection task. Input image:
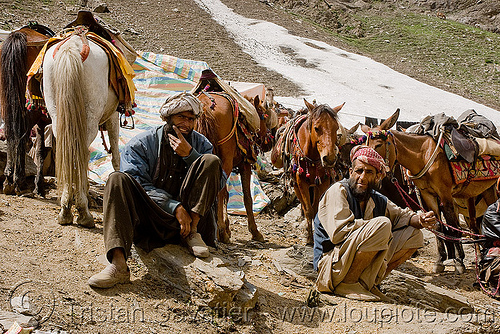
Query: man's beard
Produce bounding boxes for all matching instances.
[347,177,379,202]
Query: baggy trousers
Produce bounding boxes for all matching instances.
[103,154,222,261]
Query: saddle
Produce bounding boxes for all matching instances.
[191,69,261,133]
[64,10,112,41]
[64,10,137,65]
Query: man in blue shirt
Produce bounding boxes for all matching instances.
[88,92,225,289]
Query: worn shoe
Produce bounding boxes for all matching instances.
[334,282,380,302]
[370,285,394,302]
[185,232,210,258]
[88,264,130,288]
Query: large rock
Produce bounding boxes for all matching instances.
[269,245,317,280]
[0,309,38,331]
[134,244,257,310]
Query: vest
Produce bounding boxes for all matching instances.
[313,179,388,270]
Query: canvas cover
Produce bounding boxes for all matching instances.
[87,51,269,214]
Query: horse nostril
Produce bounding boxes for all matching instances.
[323,155,336,166]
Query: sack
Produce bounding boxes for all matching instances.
[457,109,499,139]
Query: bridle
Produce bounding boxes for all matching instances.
[365,129,399,176]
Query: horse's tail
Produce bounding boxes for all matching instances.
[52,36,88,193]
[0,31,28,142]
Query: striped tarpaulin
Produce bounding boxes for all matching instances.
[87,51,269,215]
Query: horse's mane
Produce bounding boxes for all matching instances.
[306,104,338,130]
[196,109,219,155]
[0,31,28,132]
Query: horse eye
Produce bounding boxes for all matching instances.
[314,126,321,133]
[374,143,382,149]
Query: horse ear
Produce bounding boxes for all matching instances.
[253,95,260,109]
[360,124,371,134]
[304,98,315,112]
[332,102,345,113]
[348,122,360,135]
[380,108,400,130]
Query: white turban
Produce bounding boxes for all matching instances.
[159,91,203,121]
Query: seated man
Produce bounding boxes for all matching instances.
[89,92,225,289]
[313,146,437,301]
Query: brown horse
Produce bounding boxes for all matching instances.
[0,24,54,196]
[272,99,344,244]
[196,92,274,243]
[362,109,498,273]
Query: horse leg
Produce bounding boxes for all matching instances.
[13,133,29,196]
[217,187,231,243]
[293,176,314,245]
[3,146,16,195]
[75,185,94,228]
[58,184,74,225]
[241,163,264,242]
[33,124,46,197]
[420,191,447,273]
[104,116,120,171]
[441,200,465,274]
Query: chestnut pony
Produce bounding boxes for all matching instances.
[0,24,54,196]
[196,93,275,243]
[272,100,344,244]
[362,109,497,273]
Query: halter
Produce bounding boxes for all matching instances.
[366,129,398,175]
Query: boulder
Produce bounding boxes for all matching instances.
[134,244,258,310]
[269,245,317,280]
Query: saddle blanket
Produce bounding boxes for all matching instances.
[450,156,500,184]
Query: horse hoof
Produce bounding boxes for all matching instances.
[58,212,73,226]
[454,260,466,274]
[251,232,265,243]
[218,231,231,244]
[433,263,445,273]
[77,216,95,228]
[3,183,16,195]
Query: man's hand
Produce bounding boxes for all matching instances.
[175,204,192,238]
[418,211,438,230]
[168,125,192,157]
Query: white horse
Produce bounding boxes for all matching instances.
[43,35,120,227]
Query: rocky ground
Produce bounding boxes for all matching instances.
[1,0,500,333]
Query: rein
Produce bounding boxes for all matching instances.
[292,118,322,165]
[408,129,443,180]
[390,176,487,243]
[199,91,239,146]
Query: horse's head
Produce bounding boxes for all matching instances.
[304,99,344,168]
[361,108,400,169]
[334,123,363,181]
[248,95,277,152]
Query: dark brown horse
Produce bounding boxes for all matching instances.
[272,99,344,244]
[362,109,498,273]
[0,24,54,196]
[196,92,275,243]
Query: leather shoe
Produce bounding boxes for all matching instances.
[184,232,210,258]
[88,264,130,288]
[334,282,380,302]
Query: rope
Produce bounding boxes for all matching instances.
[390,177,487,243]
[408,129,443,180]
